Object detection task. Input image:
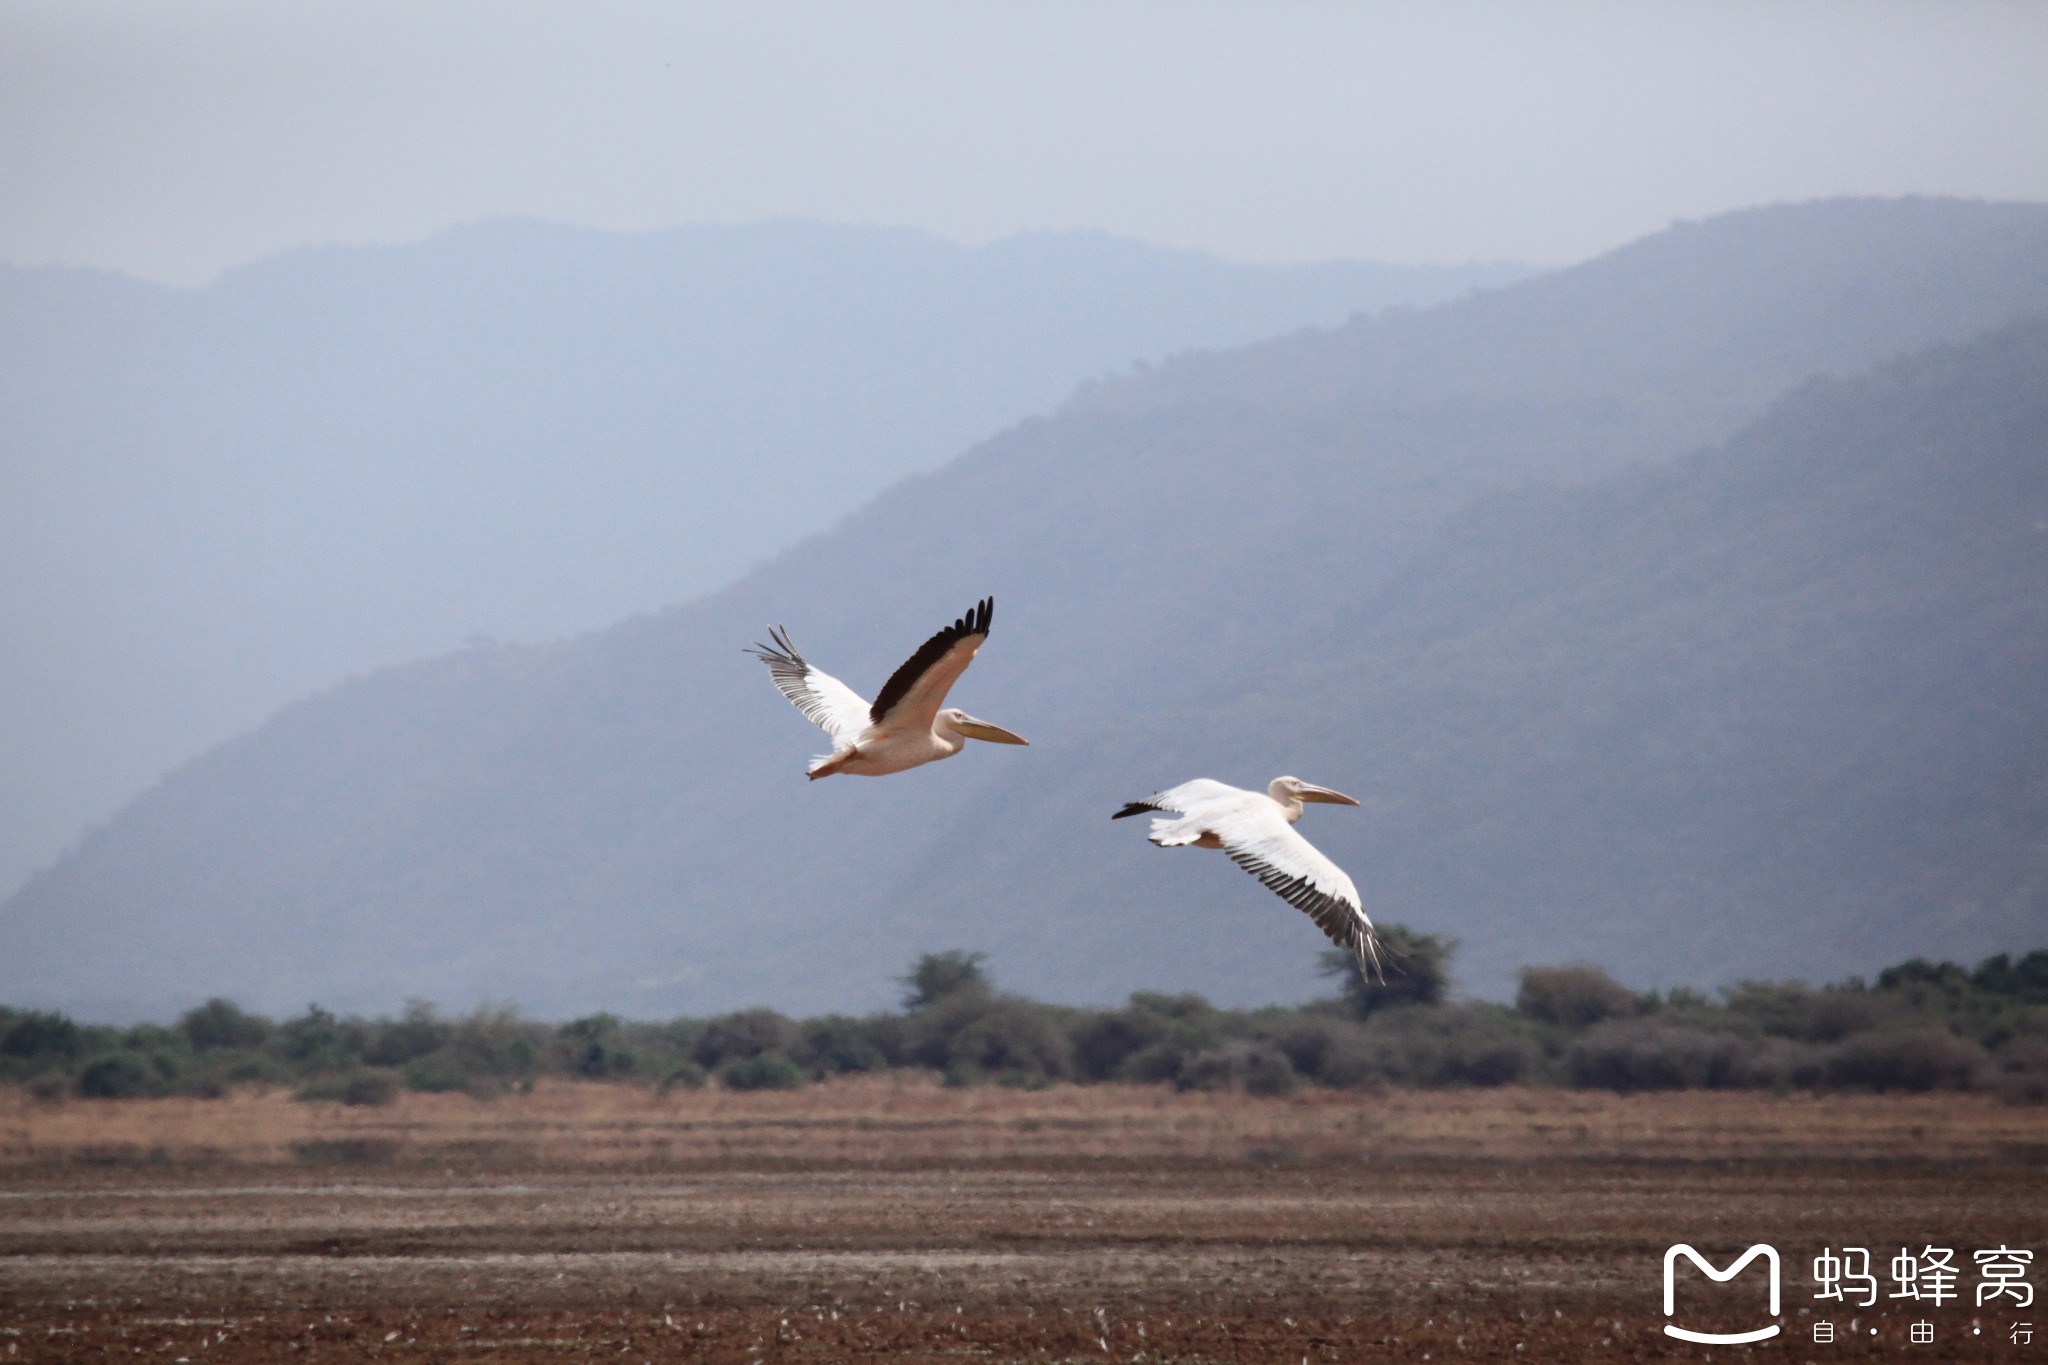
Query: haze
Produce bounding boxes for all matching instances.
[3,4,2047,1015]
[4,1,2047,284]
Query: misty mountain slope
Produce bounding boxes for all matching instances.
[964,197,2048,691]
[1095,196,2048,424]
[0,221,1521,897]
[5,198,2048,1021]
[887,317,2048,1001]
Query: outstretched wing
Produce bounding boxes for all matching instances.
[868,597,993,733]
[1208,802,1381,980]
[1111,778,1244,821]
[745,626,872,744]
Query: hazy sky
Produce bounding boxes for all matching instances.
[4,1,2048,284]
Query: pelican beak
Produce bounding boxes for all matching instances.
[1298,783,1361,806]
[955,715,1030,745]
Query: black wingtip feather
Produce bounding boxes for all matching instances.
[1111,802,1156,821]
[744,624,805,666]
[868,596,996,724]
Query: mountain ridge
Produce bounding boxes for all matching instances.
[0,218,1526,896]
[5,198,2046,1020]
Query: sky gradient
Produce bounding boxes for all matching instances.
[6,0,2048,284]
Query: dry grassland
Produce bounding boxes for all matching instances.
[5,1076,2043,1169]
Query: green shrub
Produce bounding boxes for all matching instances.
[1,1010,84,1064]
[903,993,1071,1084]
[901,991,976,1071]
[77,1053,162,1099]
[299,1069,401,1106]
[1321,924,1457,1018]
[1876,958,1972,995]
[1108,995,1237,1086]
[221,1053,297,1087]
[858,1012,909,1067]
[1721,981,1895,1043]
[1974,950,2048,1003]
[446,1006,542,1079]
[363,1001,451,1067]
[1825,1028,1987,1092]
[641,1017,708,1061]
[10,941,2044,1101]
[375,1008,549,1092]
[719,1052,806,1091]
[271,1005,370,1070]
[557,1014,637,1080]
[693,1009,795,1069]
[402,1051,479,1093]
[1067,1009,1167,1081]
[1118,1038,1196,1085]
[1567,1019,1746,1091]
[178,998,273,1050]
[793,1015,889,1077]
[1269,1013,1378,1089]
[1175,1041,1299,1096]
[954,1000,1072,1083]
[899,951,991,1011]
[1517,965,1639,1028]
[1361,1004,1536,1087]
[1805,990,1895,1043]
[1725,1037,1829,1091]
[1243,1046,1300,1097]
[1127,991,1215,1021]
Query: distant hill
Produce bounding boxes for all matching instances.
[0,221,1523,897]
[892,316,2048,1004]
[4,198,2046,1021]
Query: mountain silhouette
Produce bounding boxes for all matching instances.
[0,219,1520,896]
[4,198,2045,1020]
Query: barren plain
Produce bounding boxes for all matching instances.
[3,1080,2043,1361]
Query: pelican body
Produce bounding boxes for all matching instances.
[748,597,1028,780]
[1114,776,1380,978]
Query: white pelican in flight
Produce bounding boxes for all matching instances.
[1114,777,1381,978]
[748,597,1028,780]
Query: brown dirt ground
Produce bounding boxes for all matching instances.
[2,1081,2043,1362]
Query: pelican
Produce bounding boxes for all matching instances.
[747,597,1028,780]
[1113,777,1381,978]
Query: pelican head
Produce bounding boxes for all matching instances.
[942,708,1030,745]
[1270,775,1360,806]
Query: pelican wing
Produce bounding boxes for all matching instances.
[745,626,872,744]
[868,597,993,730]
[1111,778,1245,821]
[1209,803,1381,979]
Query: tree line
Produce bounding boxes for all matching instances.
[2,931,2043,1104]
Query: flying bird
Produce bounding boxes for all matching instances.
[1114,777,1381,978]
[748,597,1028,780]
